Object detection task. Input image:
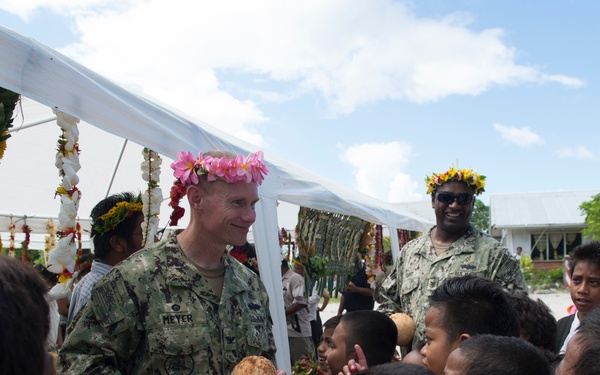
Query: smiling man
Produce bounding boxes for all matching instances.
[59,150,276,374]
[377,166,527,351]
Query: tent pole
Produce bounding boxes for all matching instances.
[105,139,128,198]
[8,116,57,133]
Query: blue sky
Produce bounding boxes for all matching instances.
[2,0,599,212]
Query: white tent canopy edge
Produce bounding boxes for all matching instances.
[0,25,432,372]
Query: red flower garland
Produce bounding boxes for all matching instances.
[21,224,31,264]
[168,180,187,226]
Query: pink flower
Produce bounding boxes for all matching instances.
[249,151,268,185]
[171,151,199,185]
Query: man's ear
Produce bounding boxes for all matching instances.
[109,235,126,254]
[186,185,203,210]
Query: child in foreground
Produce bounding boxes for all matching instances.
[444,334,550,375]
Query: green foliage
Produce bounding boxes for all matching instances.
[471,198,490,233]
[580,193,600,240]
[521,255,563,287]
[0,87,20,142]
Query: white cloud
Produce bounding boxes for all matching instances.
[3,0,584,124]
[340,141,421,202]
[493,123,545,148]
[556,146,596,160]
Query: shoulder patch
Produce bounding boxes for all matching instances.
[92,276,129,327]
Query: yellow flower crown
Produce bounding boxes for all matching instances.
[425,167,486,196]
[92,200,143,236]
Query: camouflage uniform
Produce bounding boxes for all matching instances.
[377,224,527,348]
[59,233,276,374]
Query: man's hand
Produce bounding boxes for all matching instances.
[338,344,367,375]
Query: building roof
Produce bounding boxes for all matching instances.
[490,190,600,230]
[393,200,436,225]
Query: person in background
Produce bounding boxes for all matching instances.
[293,259,330,356]
[67,192,145,324]
[514,246,523,261]
[34,264,63,352]
[378,166,527,351]
[555,241,600,355]
[1,254,54,375]
[338,263,374,315]
[282,258,314,365]
[59,150,275,374]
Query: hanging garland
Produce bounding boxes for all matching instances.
[47,110,81,280]
[361,223,377,286]
[21,223,31,264]
[8,218,15,257]
[140,148,162,246]
[44,219,57,266]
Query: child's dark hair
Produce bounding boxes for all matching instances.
[429,275,520,341]
[340,310,397,367]
[569,307,600,375]
[569,241,600,276]
[323,315,342,331]
[510,294,557,352]
[0,255,50,375]
[91,192,143,259]
[357,362,435,375]
[34,263,59,285]
[458,334,550,375]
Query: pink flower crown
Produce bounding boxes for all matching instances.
[168,150,269,226]
[171,150,269,186]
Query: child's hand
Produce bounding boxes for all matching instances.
[338,344,368,375]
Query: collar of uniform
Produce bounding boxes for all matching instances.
[418,225,478,256]
[163,240,249,300]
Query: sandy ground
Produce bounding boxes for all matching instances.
[319,289,573,324]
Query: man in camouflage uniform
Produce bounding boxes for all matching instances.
[59,150,276,374]
[377,167,527,350]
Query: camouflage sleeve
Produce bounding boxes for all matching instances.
[376,257,404,316]
[489,243,529,295]
[58,270,141,374]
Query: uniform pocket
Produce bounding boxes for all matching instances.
[400,276,419,296]
[148,326,210,374]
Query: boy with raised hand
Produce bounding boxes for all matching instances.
[555,241,600,355]
[326,310,397,375]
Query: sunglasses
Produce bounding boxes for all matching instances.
[435,192,475,205]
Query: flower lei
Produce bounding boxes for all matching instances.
[93,200,143,235]
[141,148,162,246]
[21,223,31,264]
[168,150,269,226]
[361,223,377,286]
[8,218,16,257]
[292,355,323,375]
[48,110,81,278]
[425,167,486,195]
[45,219,57,266]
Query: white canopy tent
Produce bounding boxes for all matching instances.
[0,25,432,372]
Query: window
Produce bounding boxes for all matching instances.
[530,232,582,260]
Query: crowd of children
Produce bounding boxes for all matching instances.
[314,240,600,375]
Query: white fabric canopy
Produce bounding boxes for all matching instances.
[0,25,432,372]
